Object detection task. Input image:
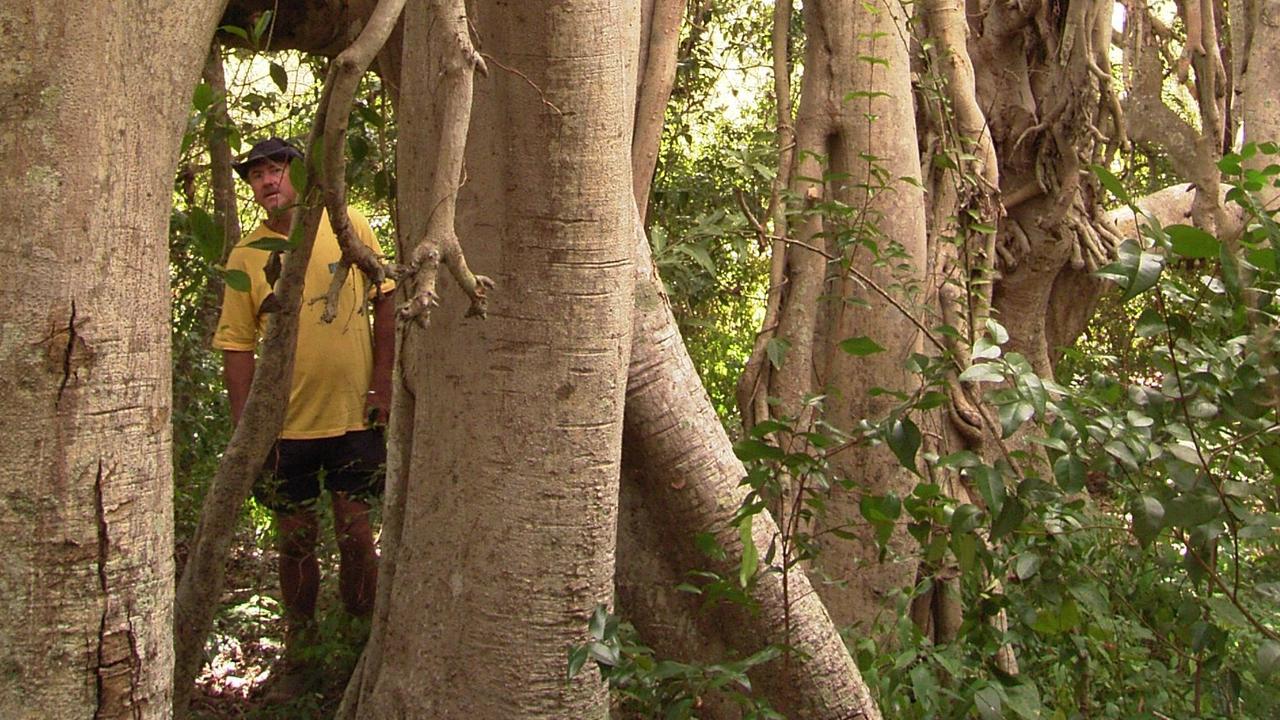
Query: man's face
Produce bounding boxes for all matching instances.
[245,159,297,214]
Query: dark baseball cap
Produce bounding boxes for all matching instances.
[232,137,304,180]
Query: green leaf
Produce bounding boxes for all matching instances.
[1221,239,1243,299]
[765,337,789,369]
[1004,683,1043,720]
[749,420,788,438]
[219,24,249,41]
[269,62,288,93]
[973,465,1006,516]
[1126,249,1165,300]
[588,604,609,640]
[675,243,715,274]
[1134,308,1167,338]
[1130,495,1165,547]
[738,516,757,587]
[860,493,902,524]
[958,363,1004,383]
[1104,440,1138,471]
[252,10,273,43]
[952,532,978,572]
[188,207,221,263]
[219,268,250,292]
[1164,493,1222,528]
[192,82,214,112]
[1204,595,1249,629]
[1053,454,1086,493]
[991,498,1025,541]
[887,417,922,475]
[985,318,1009,344]
[839,336,886,356]
[566,645,589,680]
[288,156,308,193]
[950,503,984,534]
[734,438,784,462]
[246,237,294,252]
[1166,224,1220,258]
[1090,164,1132,206]
[998,400,1035,438]
[1014,552,1041,580]
[1097,239,1165,301]
[974,685,1003,720]
[937,450,982,469]
[587,640,619,667]
[972,335,1002,360]
[1247,247,1276,273]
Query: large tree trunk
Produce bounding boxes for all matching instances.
[348,0,635,716]
[0,1,224,717]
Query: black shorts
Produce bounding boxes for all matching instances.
[254,428,386,513]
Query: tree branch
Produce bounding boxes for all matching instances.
[317,0,408,323]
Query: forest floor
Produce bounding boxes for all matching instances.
[182,513,367,720]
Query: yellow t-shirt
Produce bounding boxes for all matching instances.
[213,208,392,439]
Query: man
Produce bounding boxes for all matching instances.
[213,137,394,699]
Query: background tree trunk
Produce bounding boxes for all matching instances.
[0,1,225,717]
[762,0,928,631]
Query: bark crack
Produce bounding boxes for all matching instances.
[94,459,111,719]
[92,461,143,720]
[54,300,91,406]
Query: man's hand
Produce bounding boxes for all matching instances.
[365,383,391,427]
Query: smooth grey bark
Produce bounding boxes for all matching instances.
[0,1,226,717]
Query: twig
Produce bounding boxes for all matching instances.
[1181,532,1280,642]
[479,51,563,115]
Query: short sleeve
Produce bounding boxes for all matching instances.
[211,248,262,351]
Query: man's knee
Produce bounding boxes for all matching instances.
[277,511,319,558]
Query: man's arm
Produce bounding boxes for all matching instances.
[223,350,256,427]
[366,292,395,425]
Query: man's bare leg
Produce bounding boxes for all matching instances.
[331,492,378,616]
[277,509,321,626]
[265,508,320,702]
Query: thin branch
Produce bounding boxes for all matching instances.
[479,51,563,115]
[1181,532,1280,643]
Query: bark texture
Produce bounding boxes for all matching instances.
[0,0,224,717]
[350,0,635,717]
